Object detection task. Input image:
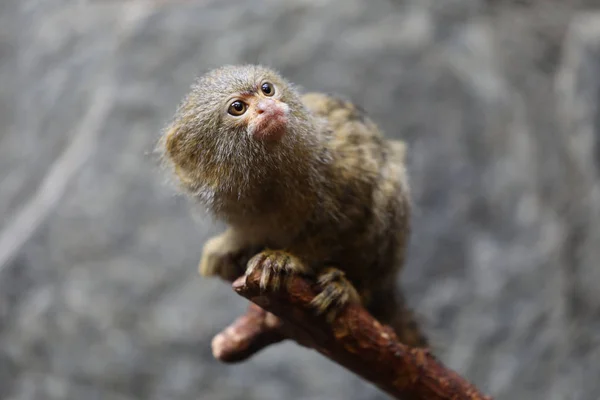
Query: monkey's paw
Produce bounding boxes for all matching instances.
[246,250,311,292]
[199,234,244,281]
[310,267,361,322]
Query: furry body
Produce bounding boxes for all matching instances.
[160,65,427,347]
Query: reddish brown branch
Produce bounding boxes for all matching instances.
[211,268,492,400]
[211,303,285,363]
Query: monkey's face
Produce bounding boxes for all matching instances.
[222,78,292,143]
[162,65,316,201]
[166,65,307,154]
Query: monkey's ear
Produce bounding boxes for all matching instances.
[388,140,407,164]
[164,124,180,146]
[161,124,188,162]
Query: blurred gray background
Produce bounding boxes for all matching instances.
[2,0,600,399]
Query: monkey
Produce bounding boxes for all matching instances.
[159,64,427,348]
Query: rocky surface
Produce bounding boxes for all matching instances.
[1,1,600,399]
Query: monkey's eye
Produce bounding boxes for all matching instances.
[227,100,247,116]
[260,82,275,97]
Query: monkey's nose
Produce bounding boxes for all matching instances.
[256,99,277,115]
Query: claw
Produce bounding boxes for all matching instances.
[310,267,360,321]
[245,253,264,277]
[246,250,309,293]
[259,266,271,291]
[270,269,282,292]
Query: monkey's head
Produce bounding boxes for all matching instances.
[160,65,325,215]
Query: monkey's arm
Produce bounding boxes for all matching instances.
[199,228,261,281]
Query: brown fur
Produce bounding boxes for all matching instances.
[159,65,427,347]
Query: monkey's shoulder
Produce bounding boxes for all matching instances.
[301,92,406,176]
[301,92,374,132]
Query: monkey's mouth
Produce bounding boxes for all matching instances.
[254,115,287,141]
[251,112,288,142]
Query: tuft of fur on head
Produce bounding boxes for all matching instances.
[158,64,329,221]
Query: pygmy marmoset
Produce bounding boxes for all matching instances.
[160,64,427,347]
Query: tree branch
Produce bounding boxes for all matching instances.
[211,303,285,363]
[211,268,492,400]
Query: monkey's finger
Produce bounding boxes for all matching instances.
[259,267,272,292]
[246,253,267,276]
[310,286,338,314]
[317,268,345,285]
[270,269,282,292]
